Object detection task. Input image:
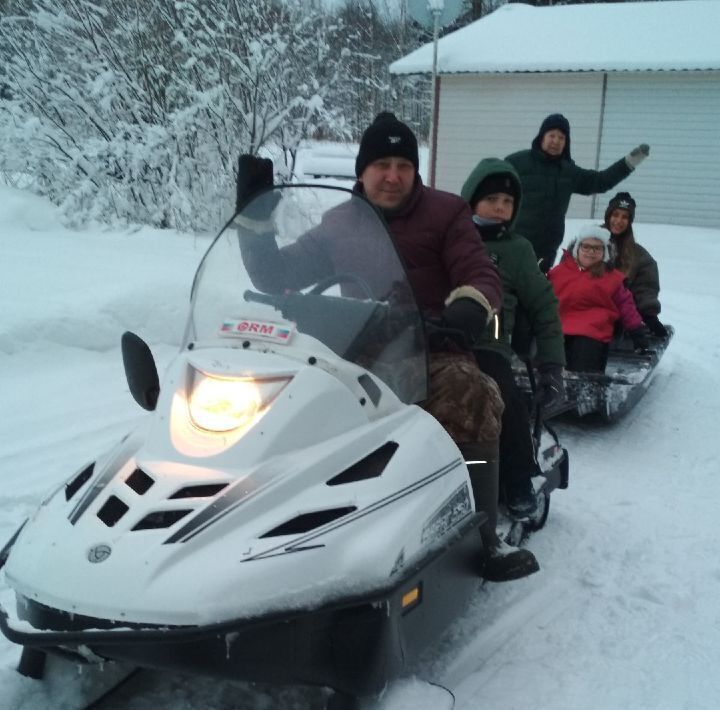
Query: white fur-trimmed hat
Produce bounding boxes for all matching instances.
[571,223,611,260]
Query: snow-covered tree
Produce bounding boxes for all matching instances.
[0,0,355,230]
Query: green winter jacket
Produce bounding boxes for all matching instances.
[505,147,632,265]
[460,158,565,367]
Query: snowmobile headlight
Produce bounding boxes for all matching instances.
[188,370,290,433]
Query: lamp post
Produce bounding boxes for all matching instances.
[407,0,462,187]
[428,0,443,187]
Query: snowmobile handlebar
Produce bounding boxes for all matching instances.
[423,317,475,351]
[243,289,276,307]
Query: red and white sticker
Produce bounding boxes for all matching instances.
[219,318,295,344]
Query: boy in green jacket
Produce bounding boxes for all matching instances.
[461,158,566,518]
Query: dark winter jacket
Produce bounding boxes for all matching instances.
[505,147,632,268]
[239,177,502,319]
[355,178,502,317]
[610,237,661,318]
[460,158,565,367]
[548,251,644,343]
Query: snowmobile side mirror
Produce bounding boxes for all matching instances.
[121,331,160,411]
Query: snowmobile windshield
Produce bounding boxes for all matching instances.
[184,185,427,404]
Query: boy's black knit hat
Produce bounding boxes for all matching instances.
[606,191,637,223]
[355,112,419,178]
[470,173,519,208]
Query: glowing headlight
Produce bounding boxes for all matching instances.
[188,370,290,433]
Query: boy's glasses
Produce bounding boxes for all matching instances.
[578,243,604,253]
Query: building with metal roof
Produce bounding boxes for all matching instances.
[391,0,720,228]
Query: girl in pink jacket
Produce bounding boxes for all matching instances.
[548,224,648,373]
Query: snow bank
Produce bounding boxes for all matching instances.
[0,185,209,355]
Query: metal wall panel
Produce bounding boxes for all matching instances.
[434,72,604,222]
[597,71,720,228]
[434,70,720,228]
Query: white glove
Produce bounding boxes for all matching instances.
[625,144,650,169]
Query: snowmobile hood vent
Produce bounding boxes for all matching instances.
[169,483,229,499]
[132,509,192,530]
[65,463,94,501]
[125,467,154,495]
[97,495,129,527]
[260,507,357,537]
[326,442,398,486]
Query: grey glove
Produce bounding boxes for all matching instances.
[625,144,650,169]
[537,364,566,413]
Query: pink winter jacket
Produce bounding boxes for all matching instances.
[548,251,643,343]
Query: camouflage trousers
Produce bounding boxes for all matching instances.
[421,351,504,445]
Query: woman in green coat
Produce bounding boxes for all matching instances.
[461,158,566,519]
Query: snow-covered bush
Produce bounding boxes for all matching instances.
[0,0,353,231]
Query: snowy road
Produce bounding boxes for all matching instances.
[2,185,719,709]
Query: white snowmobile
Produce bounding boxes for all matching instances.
[1,184,570,707]
[0,184,505,709]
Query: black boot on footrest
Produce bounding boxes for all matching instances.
[459,441,540,582]
[505,477,539,520]
[483,540,540,582]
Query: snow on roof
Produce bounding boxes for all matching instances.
[390,1,720,75]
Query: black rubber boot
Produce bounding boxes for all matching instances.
[505,474,539,520]
[459,442,540,582]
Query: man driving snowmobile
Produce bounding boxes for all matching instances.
[233,112,539,582]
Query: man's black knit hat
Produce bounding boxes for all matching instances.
[606,191,637,223]
[355,112,419,178]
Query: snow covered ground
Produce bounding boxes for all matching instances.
[1,182,719,709]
